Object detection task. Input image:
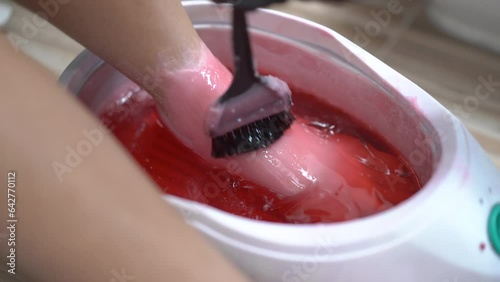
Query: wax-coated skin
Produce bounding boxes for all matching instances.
[15,0,385,210]
[158,45,312,196]
[0,34,251,282]
[157,44,405,217]
[100,81,419,223]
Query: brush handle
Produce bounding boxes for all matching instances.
[218,7,259,103]
[233,8,257,84]
[213,0,287,10]
[219,0,289,103]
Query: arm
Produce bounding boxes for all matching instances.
[10,0,359,199]
[0,33,249,282]
[14,0,205,100]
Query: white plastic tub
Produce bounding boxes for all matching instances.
[59,1,500,281]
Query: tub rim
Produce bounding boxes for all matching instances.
[58,0,468,258]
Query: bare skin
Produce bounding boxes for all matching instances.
[11,0,348,197]
[0,33,250,282]
[13,0,332,197]
[15,0,205,98]
[0,0,359,280]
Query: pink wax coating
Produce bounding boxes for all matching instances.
[156,44,341,197]
[151,43,419,220]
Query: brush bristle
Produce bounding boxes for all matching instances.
[211,111,295,158]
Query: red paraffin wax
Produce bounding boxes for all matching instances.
[99,86,421,224]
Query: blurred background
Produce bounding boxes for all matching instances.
[0,0,499,168]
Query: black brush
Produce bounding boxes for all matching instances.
[206,2,295,158]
